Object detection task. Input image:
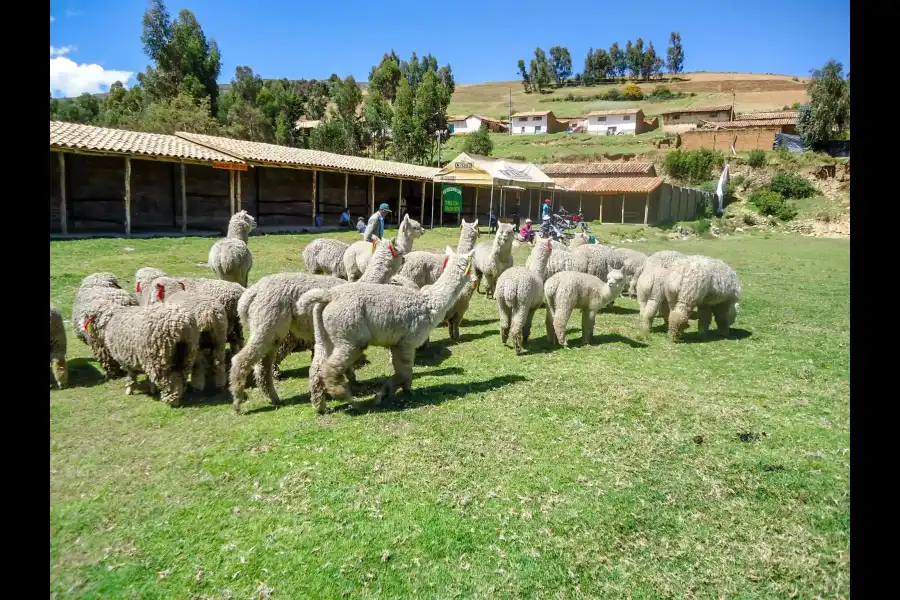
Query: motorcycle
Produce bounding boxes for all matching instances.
[537,215,573,243]
[555,207,591,234]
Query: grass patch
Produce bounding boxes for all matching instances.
[51,229,849,598]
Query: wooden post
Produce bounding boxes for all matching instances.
[236,170,242,212]
[58,152,67,235]
[311,170,317,223]
[430,182,435,229]
[600,196,604,224]
[644,192,650,225]
[420,180,426,222]
[398,179,403,223]
[369,175,375,215]
[440,183,444,227]
[124,156,132,235]
[229,170,235,215]
[180,163,187,233]
[621,194,626,224]
[579,193,583,213]
[529,189,532,220]
[474,187,479,221]
[344,173,349,208]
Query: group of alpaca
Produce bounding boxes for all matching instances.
[51,207,742,416]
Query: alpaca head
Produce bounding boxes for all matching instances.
[606,269,626,295]
[79,272,122,291]
[148,277,185,303]
[494,222,515,248]
[399,214,425,239]
[233,210,257,230]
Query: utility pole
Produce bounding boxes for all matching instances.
[508,86,512,135]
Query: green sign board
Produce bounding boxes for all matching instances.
[442,184,463,214]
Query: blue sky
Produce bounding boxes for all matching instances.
[50,0,850,98]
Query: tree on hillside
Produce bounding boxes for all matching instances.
[666,32,685,75]
[463,124,493,156]
[303,80,330,120]
[549,46,573,86]
[391,78,428,163]
[369,58,402,102]
[50,93,101,123]
[609,42,626,78]
[517,59,531,92]
[363,90,393,158]
[310,75,365,155]
[626,38,644,80]
[401,52,423,91]
[642,42,660,81]
[138,0,221,113]
[529,48,553,92]
[438,64,455,95]
[119,93,221,134]
[415,70,451,164]
[582,48,612,86]
[797,60,850,145]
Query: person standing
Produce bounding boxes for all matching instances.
[363,203,391,241]
[512,198,521,232]
[541,198,552,220]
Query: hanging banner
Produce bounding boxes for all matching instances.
[442,184,463,214]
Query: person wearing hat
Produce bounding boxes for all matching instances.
[363,203,392,241]
[541,198,552,220]
[517,218,535,245]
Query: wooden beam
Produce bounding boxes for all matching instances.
[312,170,317,223]
[600,196,604,224]
[420,181,425,223]
[236,170,242,211]
[369,175,375,215]
[579,193,583,213]
[58,152,67,235]
[180,163,187,232]
[621,194,625,224]
[644,192,650,225]
[398,178,403,222]
[440,183,444,227]
[528,189,532,221]
[344,173,349,208]
[229,170,235,215]
[474,187,479,222]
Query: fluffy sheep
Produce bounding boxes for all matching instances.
[473,222,516,299]
[134,267,167,296]
[303,238,350,278]
[80,302,200,406]
[574,244,646,300]
[296,246,475,411]
[343,214,424,281]
[50,304,68,388]
[148,278,230,392]
[397,219,479,288]
[544,269,626,348]
[72,274,140,377]
[208,210,256,287]
[664,255,742,342]
[635,250,686,333]
[494,239,553,355]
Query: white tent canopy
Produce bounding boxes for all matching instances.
[431,153,555,227]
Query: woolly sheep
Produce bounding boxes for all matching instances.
[134,267,167,296]
[148,278,230,392]
[296,246,476,411]
[473,222,516,299]
[397,219,479,288]
[544,269,626,348]
[50,304,68,388]
[664,255,742,342]
[343,214,424,281]
[208,210,257,287]
[494,239,553,355]
[72,274,140,377]
[635,250,687,333]
[303,238,350,279]
[80,302,200,406]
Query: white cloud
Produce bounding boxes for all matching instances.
[50,54,134,97]
[50,45,74,57]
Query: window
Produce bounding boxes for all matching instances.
[623,115,631,121]
[606,126,617,135]
[596,116,606,122]
[535,125,543,133]
[520,127,525,133]
[709,112,719,117]
[533,116,542,121]
[671,114,680,120]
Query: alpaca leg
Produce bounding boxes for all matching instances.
[272,334,298,380]
[523,307,538,345]
[322,343,361,401]
[124,370,139,396]
[484,274,496,299]
[553,300,572,349]
[510,305,530,355]
[497,298,511,345]
[257,351,281,406]
[668,303,692,343]
[544,304,557,347]
[213,343,228,390]
[473,268,484,294]
[712,303,735,337]
[582,310,597,345]
[659,298,671,330]
[159,371,186,407]
[230,327,280,412]
[190,350,207,392]
[308,348,329,414]
[640,299,659,333]
[449,313,461,341]
[697,306,713,336]
[376,344,415,405]
[51,357,68,389]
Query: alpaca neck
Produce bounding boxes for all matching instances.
[456,229,478,255]
[227,221,250,242]
[359,251,396,283]
[528,250,551,280]
[423,268,468,321]
[395,229,416,253]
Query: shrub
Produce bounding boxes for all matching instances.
[605,88,621,101]
[664,149,724,183]
[791,102,800,109]
[772,146,796,164]
[695,218,711,233]
[775,201,799,221]
[749,189,798,221]
[647,85,673,101]
[769,172,816,199]
[622,83,643,100]
[792,76,799,82]
[747,150,767,168]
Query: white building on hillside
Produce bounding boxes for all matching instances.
[585,108,648,136]
[510,111,566,135]
[448,114,508,135]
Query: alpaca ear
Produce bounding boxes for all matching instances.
[155,283,165,300]
[179,281,185,290]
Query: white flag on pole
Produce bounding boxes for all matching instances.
[715,162,730,214]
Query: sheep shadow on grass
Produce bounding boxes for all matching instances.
[680,327,753,344]
[59,358,107,388]
[523,331,647,354]
[336,373,529,414]
[600,304,640,316]
[461,318,499,327]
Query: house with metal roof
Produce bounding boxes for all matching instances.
[658,105,734,133]
[510,110,566,135]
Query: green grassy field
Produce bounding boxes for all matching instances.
[50,227,849,598]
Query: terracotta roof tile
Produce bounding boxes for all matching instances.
[540,162,657,175]
[50,121,244,164]
[552,176,663,194]
[700,119,796,129]
[587,108,644,117]
[176,132,438,181]
[512,110,552,117]
[658,105,733,116]
[735,110,799,121]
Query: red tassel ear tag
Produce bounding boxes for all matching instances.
[546,239,551,250]
[83,317,94,333]
[388,242,397,258]
[465,261,472,276]
[442,255,449,271]
[136,282,142,293]
[155,284,165,301]
[371,241,377,254]
[179,281,185,290]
